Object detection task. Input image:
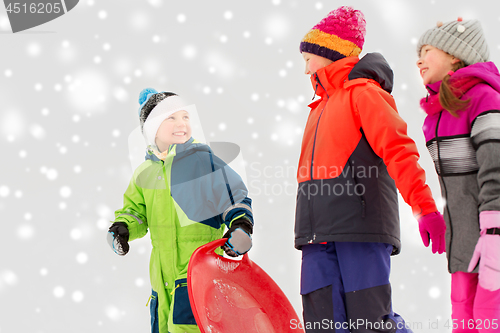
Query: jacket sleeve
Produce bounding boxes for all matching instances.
[210,153,254,228]
[113,173,149,241]
[471,111,500,214]
[355,85,438,218]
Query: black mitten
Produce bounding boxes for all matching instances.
[107,222,130,256]
[221,218,253,257]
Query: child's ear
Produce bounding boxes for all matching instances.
[451,57,462,65]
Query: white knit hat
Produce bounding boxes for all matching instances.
[137,88,193,147]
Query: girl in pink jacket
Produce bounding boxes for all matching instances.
[417,18,500,330]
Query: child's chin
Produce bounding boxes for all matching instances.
[172,136,188,143]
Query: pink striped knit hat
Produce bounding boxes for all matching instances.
[300,6,366,62]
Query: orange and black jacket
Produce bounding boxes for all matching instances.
[294,54,438,254]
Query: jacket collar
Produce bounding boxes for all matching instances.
[146,137,197,161]
[310,56,359,98]
[426,81,441,95]
[421,75,485,116]
[172,136,196,154]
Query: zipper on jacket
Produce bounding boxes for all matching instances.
[162,162,177,277]
[307,73,331,244]
[312,83,318,100]
[314,73,329,99]
[348,160,366,218]
[436,111,453,272]
[310,74,330,181]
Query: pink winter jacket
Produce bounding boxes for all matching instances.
[420,62,500,273]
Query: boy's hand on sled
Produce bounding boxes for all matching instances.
[418,212,446,254]
[107,222,130,256]
[221,218,253,257]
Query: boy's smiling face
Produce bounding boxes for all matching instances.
[155,110,192,152]
[302,52,333,75]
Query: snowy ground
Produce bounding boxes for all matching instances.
[0,0,499,332]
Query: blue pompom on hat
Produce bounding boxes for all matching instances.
[138,88,178,130]
[138,87,158,115]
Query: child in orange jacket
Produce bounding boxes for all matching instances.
[295,6,446,332]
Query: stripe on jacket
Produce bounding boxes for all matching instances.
[426,135,479,176]
[222,203,253,221]
[117,213,144,225]
[471,110,500,148]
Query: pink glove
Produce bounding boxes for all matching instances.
[468,211,500,291]
[418,212,446,254]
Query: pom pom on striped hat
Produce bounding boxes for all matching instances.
[300,6,366,62]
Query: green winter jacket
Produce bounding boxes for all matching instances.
[113,138,253,333]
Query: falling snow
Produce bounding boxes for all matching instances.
[60,186,72,198]
[70,228,82,240]
[0,270,18,288]
[72,290,85,303]
[177,13,186,23]
[76,252,88,264]
[1,1,496,332]
[98,11,107,20]
[53,286,65,298]
[429,286,441,299]
[0,186,10,197]
[29,124,46,140]
[105,305,125,321]
[27,43,41,57]
[45,168,58,180]
[17,225,34,240]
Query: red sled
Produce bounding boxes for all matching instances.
[187,239,304,333]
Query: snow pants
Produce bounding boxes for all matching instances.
[451,271,500,332]
[300,242,412,333]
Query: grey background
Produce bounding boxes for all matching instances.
[0,0,499,332]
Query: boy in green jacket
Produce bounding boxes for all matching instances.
[107,88,254,333]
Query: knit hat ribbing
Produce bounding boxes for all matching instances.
[300,6,366,62]
[138,88,191,146]
[417,19,489,66]
[138,90,177,129]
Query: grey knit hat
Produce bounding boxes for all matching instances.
[417,18,489,65]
